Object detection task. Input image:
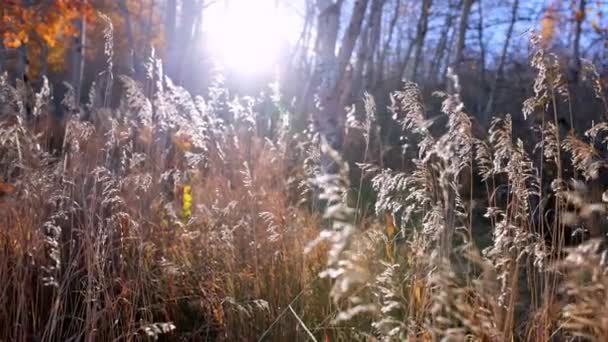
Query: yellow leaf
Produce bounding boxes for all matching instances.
[412,279,426,311]
[172,132,193,152]
[182,185,193,221]
[384,213,397,262]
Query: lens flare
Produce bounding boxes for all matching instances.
[204,0,299,75]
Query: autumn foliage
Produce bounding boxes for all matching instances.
[1,0,93,77]
[2,0,92,48]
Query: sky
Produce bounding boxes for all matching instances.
[198,0,606,77]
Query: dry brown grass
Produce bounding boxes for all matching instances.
[313,37,608,342]
[0,59,328,340]
[2,33,608,341]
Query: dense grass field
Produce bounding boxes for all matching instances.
[2,42,608,341]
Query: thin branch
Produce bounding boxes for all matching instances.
[289,304,318,342]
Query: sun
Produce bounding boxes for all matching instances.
[204,0,300,75]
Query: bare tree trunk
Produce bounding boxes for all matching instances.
[572,0,586,76]
[483,0,518,122]
[565,0,587,132]
[15,44,32,118]
[335,0,370,78]
[364,0,385,89]
[452,0,474,72]
[376,0,399,87]
[309,0,369,152]
[39,41,48,79]
[351,19,371,100]
[118,0,136,76]
[441,23,457,83]
[331,0,370,141]
[0,44,5,73]
[70,13,86,102]
[476,0,486,86]
[307,0,343,150]
[351,0,384,98]
[411,0,432,81]
[143,0,157,97]
[395,34,414,86]
[290,0,314,72]
[0,0,6,71]
[476,0,487,114]
[428,0,456,82]
[16,45,27,84]
[144,0,156,49]
[338,59,355,109]
[294,0,317,119]
[164,0,204,83]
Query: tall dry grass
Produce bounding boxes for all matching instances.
[316,35,608,341]
[1,30,608,341]
[0,44,329,340]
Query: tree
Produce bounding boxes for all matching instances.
[483,0,519,121]
[70,4,87,101]
[1,0,94,80]
[364,0,385,89]
[165,0,208,84]
[428,0,457,83]
[94,0,163,78]
[352,0,386,99]
[375,0,400,87]
[572,0,586,74]
[304,0,370,153]
[452,0,474,72]
[410,0,432,82]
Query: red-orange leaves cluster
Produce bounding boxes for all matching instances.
[1,0,94,49]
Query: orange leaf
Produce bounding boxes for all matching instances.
[4,37,22,48]
[0,182,16,197]
[172,132,193,152]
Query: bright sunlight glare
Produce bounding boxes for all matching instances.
[204,0,301,75]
